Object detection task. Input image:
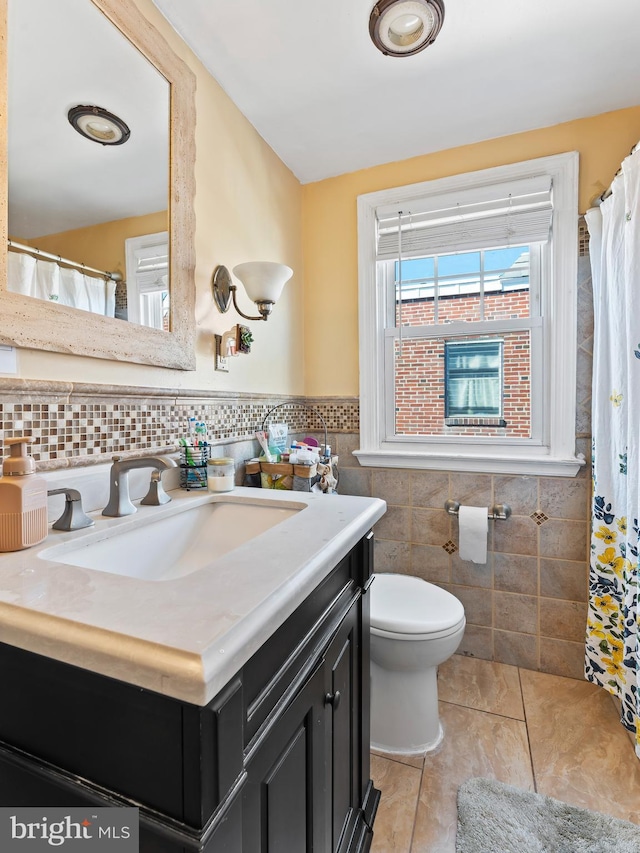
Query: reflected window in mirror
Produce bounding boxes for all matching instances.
[125,231,169,330]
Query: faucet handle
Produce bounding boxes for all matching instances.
[140,470,172,507]
[48,488,95,531]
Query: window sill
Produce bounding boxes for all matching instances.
[352,448,586,477]
[444,417,507,428]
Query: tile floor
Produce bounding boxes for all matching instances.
[370,654,640,853]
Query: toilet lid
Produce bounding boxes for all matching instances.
[370,573,465,635]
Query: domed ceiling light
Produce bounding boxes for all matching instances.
[369,0,445,57]
[67,105,130,146]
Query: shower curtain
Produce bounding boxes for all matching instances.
[7,252,116,317]
[585,145,640,758]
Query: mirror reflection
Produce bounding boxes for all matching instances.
[7,0,170,329]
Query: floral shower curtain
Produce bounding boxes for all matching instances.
[585,145,640,758]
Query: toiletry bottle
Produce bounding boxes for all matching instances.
[0,437,48,552]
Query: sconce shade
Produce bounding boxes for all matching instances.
[232,262,292,305]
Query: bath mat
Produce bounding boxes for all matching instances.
[456,777,640,853]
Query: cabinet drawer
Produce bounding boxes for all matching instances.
[242,551,357,747]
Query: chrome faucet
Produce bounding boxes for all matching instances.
[47,488,95,531]
[102,455,177,517]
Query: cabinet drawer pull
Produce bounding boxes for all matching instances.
[325,690,341,711]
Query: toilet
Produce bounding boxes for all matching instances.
[369,573,465,754]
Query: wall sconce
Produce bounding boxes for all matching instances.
[212,262,293,321]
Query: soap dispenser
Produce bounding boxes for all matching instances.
[0,437,48,552]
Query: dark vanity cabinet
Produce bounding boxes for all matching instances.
[0,532,379,852]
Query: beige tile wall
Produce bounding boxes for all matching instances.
[336,441,590,679]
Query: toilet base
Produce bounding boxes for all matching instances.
[371,721,443,756]
[370,661,443,754]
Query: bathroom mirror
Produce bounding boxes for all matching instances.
[0,0,197,369]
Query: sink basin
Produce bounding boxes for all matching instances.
[40,498,304,581]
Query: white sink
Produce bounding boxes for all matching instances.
[39,498,304,581]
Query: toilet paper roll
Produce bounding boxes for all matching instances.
[458,505,489,564]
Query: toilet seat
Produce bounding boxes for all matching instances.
[370,573,465,639]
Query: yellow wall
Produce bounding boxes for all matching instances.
[302,106,640,397]
[9,0,640,403]
[14,0,305,396]
[29,211,167,279]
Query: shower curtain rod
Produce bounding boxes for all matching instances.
[594,141,639,206]
[7,239,123,282]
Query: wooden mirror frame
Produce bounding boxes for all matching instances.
[0,0,197,370]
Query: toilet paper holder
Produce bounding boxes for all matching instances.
[444,500,511,521]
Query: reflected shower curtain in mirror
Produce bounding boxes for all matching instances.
[7,252,116,317]
[585,145,640,758]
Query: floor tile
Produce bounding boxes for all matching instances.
[369,656,640,853]
[520,668,640,823]
[437,654,525,720]
[370,755,422,853]
[410,701,534,853]
[371,746,425,770]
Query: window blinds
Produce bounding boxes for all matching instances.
[130,243,169,294]
[376,175,553,260]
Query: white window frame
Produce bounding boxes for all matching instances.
[355,152,584,476]
[125,231,169,328]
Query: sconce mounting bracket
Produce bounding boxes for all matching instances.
[212,265,233,314]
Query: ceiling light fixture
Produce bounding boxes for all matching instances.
[369,0,445,57]
[67,105,131,146]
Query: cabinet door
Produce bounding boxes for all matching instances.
[326,600,360,852]
[242,663,329,852]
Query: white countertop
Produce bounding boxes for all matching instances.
[0,487,386,706]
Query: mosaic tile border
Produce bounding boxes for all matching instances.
[0,380,360,470]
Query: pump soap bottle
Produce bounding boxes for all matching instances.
[0,437,48,552]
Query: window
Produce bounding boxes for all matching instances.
[355,153,583,476]
[444,339,503,421]
[125,232,170,330]
[388,243,535,439]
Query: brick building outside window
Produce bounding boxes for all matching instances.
[389,246,532,439]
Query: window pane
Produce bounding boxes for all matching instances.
[438,252,480,277]
[445,341,502,417]
[394,331,531,438]
[484,246,527,271]
[392,246,530,327]
[396,257,435,281]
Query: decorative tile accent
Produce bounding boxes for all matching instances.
[0,380,360,469]
[443,540,458,554]
[530,511,549,525]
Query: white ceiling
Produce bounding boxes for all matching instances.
[151,0,640,184]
